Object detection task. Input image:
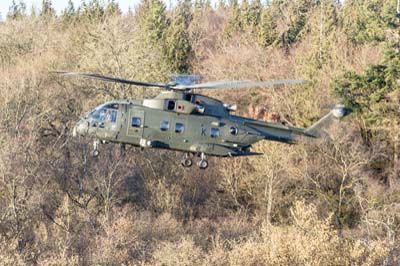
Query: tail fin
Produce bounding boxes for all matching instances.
[305,105,351,138]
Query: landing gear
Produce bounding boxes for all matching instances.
[180,152,208,169]
[197,159,208,169]
[181,153,193,168]
[92,149,99,157]
[181,158,193,168]
[92,139,100,157]
[197,153,208,170]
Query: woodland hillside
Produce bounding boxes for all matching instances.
[0,0,399,265]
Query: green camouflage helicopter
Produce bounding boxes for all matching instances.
[56,71,349,169]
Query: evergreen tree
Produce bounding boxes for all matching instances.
[241,0,251,28]
[341,0,399,44]
[304,0,339,70]
[286,0,313,44]
[257,5,277,47]
[333,46,400,178]
[164,0,193,73]
[194,0,211,9]
[334,47,400,118]
[105,0,122,17]
[137,0,168,43]
[240,0,262,32]
[225,0,242,37]
[7,0,27,20]
[81,0,105,21]
[248,0,262,29]
[61,0,76,24]
[40,0,56,18]
[273,0,315,47]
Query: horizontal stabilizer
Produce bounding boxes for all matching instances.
[232,151,263,157]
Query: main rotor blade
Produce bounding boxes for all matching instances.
[178,79,306,90]
[53,71,171,89]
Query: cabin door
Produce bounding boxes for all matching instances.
[127,109,145,140]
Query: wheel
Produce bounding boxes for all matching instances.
[181,158,193,168]
[197,159,208,169]
[92,150,99,157]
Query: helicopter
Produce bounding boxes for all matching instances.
[56,71,350,169]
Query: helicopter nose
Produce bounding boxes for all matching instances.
[73,119,89,137]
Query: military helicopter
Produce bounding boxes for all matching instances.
[56,71,349,169]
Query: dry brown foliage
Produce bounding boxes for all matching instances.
[0,3,398,265]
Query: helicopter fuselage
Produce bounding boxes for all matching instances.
[73,91,309,158]
[59,71,347,169]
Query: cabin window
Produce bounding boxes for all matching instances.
[211,128,220,138]
[167,100,176,111]
[175,123,185,134]
[131,117,141,127]
[160,121,169,131]
[230,126,238,135]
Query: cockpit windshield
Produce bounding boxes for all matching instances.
[86,103,119,123]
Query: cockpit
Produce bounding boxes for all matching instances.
[85,103,119,123]
[73,102,120,138]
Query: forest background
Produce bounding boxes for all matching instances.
[0,0,399,265]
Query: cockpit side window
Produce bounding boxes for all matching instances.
[94,108,108,120]
[109,110,117,123]
[87,106,118,124]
